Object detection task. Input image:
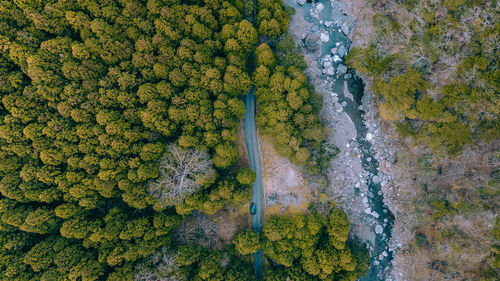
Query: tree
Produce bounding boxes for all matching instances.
[236,168,256,185]
[233,229,260,255]
[148,144,216,207]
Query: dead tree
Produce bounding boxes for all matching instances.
[148,144,214,206]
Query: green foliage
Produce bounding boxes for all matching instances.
[233,229,261,255]
[345,46,393,75]
[0,0,258,279]
[135,245,254,281]
[253,44,326,170]
[348,1,499,156]
[241,209,369,280]
[256,0,290,38]
[236,168,256,185]
[281,52,307,70]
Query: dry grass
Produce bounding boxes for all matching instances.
[388,135,499,280]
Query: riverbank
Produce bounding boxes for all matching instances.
[284,0,400,279]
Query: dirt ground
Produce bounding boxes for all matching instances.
[258,134,312,219]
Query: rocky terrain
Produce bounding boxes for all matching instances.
[284,0,402,279]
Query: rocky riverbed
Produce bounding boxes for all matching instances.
[284,0,402,279]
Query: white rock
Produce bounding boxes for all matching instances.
[362,197,368,204]
[296,0,306,5]
[335,103,343,113]
[320,32,329,43]
[371,211,380,218]
[333,55,342,62]
[335,42,341,46]
[364,207,371,214]
[326,66,335,75]
[346,143,350,148]
[324,21,332,27]
[382,250,388,257]
[338,45,346,57]
[341,22,349,35]
[367,157,372,161]
[316,3,324,12]
[366,133,373,141]
[323,61,332,68]
[331,47,337,55]
[332,96,338,103]
[374,260,380,266]
[375,224,383,234]
[341,101,347,107]
[337,64,348,74]
[379,254,384,260]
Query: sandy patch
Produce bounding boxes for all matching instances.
[258,134,312,218]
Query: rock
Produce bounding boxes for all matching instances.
[311,25,319,32]
[324,21,332,27]
[332,96,338,103]
[296,0,306,5]
[344,73,352,79]
[335,103,343,113]
[371,211,380,218]
[320,32,329,43]
[375,224,383,234]
[338,45,346,57]
[374,260,380,266]
[382,250,388,257]
[379,254,384,260]
[341,22,349,35]
[337,64,348,75]
[326,66,334,75]
[333,55,342,62]
[303,33,320,52]
[331,47,337,55]
[362,197,368,204]
[316,3,324,12]
[341,101,347,107]
[323,61,332,68]
[366,133,373,141]
[367,157,372,162]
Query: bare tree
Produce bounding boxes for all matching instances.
[134,247,182,281]
[148,144,215,206]
[174,212,222,249]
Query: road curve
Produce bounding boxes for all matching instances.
[243,87,263,279]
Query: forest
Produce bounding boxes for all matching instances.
[0,0,364,280]
[345,0,499,279]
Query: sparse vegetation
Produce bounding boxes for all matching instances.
[346,0,499,279]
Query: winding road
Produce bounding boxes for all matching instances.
[243,87,263,279]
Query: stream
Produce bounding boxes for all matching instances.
[284,0,395,280]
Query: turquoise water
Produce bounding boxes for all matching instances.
[285,1,395,280]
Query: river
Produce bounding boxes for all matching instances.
[283,0,395,280]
